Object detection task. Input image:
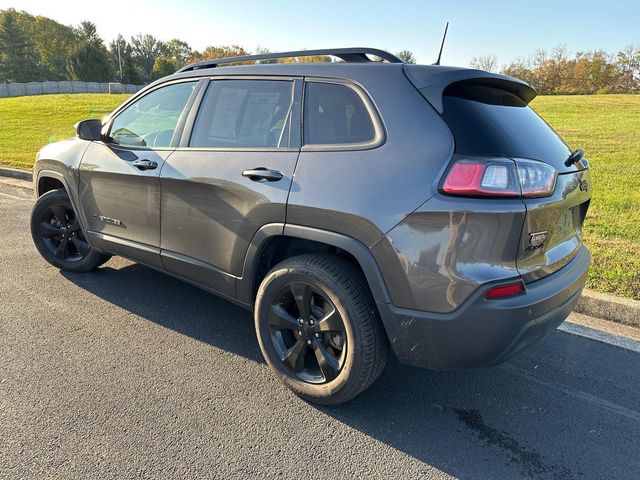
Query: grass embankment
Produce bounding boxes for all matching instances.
[532,95,640,299]
[0,93,129,169]
[0,93,638,299]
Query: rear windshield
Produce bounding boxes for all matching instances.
[440,84,572,167]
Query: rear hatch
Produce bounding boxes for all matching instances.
[419,74,591,281]
[517,167,590,281]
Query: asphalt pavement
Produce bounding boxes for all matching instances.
[1,182,639,479]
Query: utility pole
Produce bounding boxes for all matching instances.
[117,37,123,82]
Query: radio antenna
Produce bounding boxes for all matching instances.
[434,22,449,65]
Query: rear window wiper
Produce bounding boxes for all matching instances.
[565,148,584,167]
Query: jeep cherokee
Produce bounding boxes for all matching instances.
[30,48,591,404]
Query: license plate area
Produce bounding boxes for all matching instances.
[517,170,591,281]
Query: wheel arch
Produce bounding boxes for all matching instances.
[35,170,70,196]
[237,224,392,307]
[36,172,66,197]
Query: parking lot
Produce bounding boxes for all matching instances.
[1,182,639,480]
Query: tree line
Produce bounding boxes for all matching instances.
[471,45,640,94]
[3,8,637,94]
[0,9,416,85]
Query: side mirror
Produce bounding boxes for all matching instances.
[75,119,103,141]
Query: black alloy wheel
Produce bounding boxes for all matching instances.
[38,203,90,262]
[255,254,389,405]
[30,189,110,272]
[268,281,347,384]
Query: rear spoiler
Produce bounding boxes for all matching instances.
[403,65,537,114]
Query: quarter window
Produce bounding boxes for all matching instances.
[303,82,376,146]
[109,81,197,148]
[189,80,293,148]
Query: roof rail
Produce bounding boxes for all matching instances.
[176,48,404,73]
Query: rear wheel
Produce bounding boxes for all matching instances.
[30,189,110,272]
[255,254,388,405]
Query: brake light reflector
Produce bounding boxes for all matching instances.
[441,158,557,198]
[445,161,485,191]
[441,159,519,196]
[485,281,525,299]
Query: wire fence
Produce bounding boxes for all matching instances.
[0,81,144,98]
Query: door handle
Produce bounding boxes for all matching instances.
[242,168,283,182]
[132,159,158,171]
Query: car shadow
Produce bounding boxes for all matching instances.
[62,260,640,480]
[61,261,264,364]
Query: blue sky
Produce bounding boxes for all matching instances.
[2,0,638,66]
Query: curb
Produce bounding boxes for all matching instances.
[0,166,32,182]
[0,167,638,328]
[575,289,640,328]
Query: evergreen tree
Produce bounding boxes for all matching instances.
[30,15,76,80]
[67,21,112,82]
[396,50,416,64]
[0,9,39,82]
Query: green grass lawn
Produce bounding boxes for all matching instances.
[0,94,129,169]
[0,93,638,299]
[532,95,640,299]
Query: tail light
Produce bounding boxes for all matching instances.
[441,158,557,198]
[485,281,525,299]
[516,159,557,197]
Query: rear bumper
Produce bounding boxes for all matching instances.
[377,244,590,370]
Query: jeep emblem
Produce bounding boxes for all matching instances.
[529,231,547,247]
[579,179,588,192]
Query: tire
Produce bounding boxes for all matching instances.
[255,254,388,405]
[30,189,110,272]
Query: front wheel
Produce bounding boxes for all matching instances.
[30,189,110,272]
[255,254,388,405]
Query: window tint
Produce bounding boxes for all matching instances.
[440,84,571,168]
[189,80,293,148]
[304,82,375,145]
[109,81,196,148]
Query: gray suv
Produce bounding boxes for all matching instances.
[30,48,591,404]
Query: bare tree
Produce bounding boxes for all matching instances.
[617,44,640,92]
[255,46,277,64]
[470,54,498,72]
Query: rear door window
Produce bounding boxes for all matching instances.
[303,82,376,146]
[440,84,576,171]
[189,80,294,148]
